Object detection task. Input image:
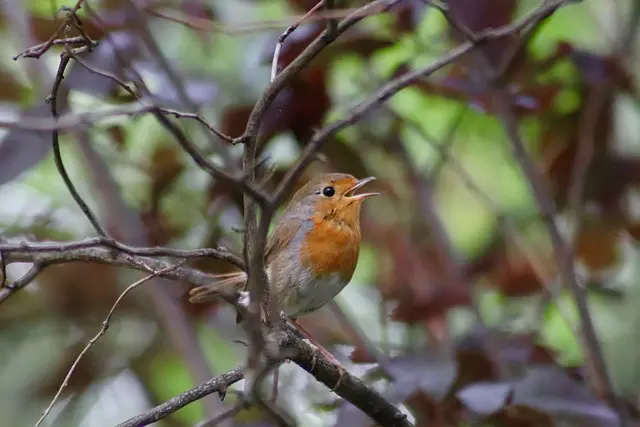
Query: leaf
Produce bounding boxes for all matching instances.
[457,381,513,414]
[385,347,458,399]
[0,103,54,186]
[390,286,471,324]
[513,366,619,426]
[149,145,185,204]
[575,216,623,271]
[0,69,26,102]
[457,366,620,426]
[337,348,457,427]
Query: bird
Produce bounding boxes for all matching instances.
[189,173,380,367]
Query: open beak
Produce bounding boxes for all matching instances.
[345,176,382,200]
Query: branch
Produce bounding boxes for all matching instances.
[115,367,245,427]
[240,0,404,147]
[282,331,412,427]
[0,246,235,303]
[0,238,243,268]
[117,328,413,427]
[0,238,243,304]
[270,0,326,82]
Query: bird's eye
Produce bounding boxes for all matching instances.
[322,186,335,197]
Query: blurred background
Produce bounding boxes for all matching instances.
[1,0,639,426]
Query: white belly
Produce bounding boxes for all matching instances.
[237,269,349,318]
[280,272,348,317]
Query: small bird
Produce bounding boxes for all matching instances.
[189,173,380,365]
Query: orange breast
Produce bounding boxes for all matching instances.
[300,216,361,281]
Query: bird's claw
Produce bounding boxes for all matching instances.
[330,363,346,392]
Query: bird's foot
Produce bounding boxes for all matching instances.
[237,291,250,308]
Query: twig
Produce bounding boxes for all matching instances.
[251,351,297,427]
[241,0,404,149]
[324,0,338,37]
[152,112,270,205]
[126,0,234,163]
[146,4,382,35]
[14,36,98,60]
[194,401,247,427]
[271,39,471,205]
[269,0,584,206]
[11,0,86,60]
[115,367,245,427]
[270,0,325,82]
[0,249,5,288]
[0,263,47,302]
[69,44,236,144]
[47,51,108,237]
[33,262,183,427]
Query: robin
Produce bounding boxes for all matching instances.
[189,173,380,367]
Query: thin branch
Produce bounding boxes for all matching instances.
[269,0,584,206]
[126,0,234,167]
[271,40,471,205]
[194,402,247,427]
[81,1,263,215]
[271,0,325,82]
[251,351,297,427]
[47,47,108,237]
[240,0,404,148]
[146,4,389,35]
[14,36,99,60]
[11,0,86,60]
[0,263,47,303]
[34,262,183,427]
[0,249,5,288]
[324,0,338,37]
[69,37,235,145]
[115,367,245,427]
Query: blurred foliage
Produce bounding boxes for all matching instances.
[1,0,640,426]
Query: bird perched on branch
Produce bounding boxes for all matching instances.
[189,173,380,367]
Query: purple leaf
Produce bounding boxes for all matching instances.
[0,103,53,185]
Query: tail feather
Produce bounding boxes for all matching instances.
[188,271,247,304]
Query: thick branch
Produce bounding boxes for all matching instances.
[281,331,412,427]
[116,329,412,427]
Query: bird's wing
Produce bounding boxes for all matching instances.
[264,210,304,266]
[189,209,304,305]
[188,271,247,303]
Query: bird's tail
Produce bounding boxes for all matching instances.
[188,271,247,304]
